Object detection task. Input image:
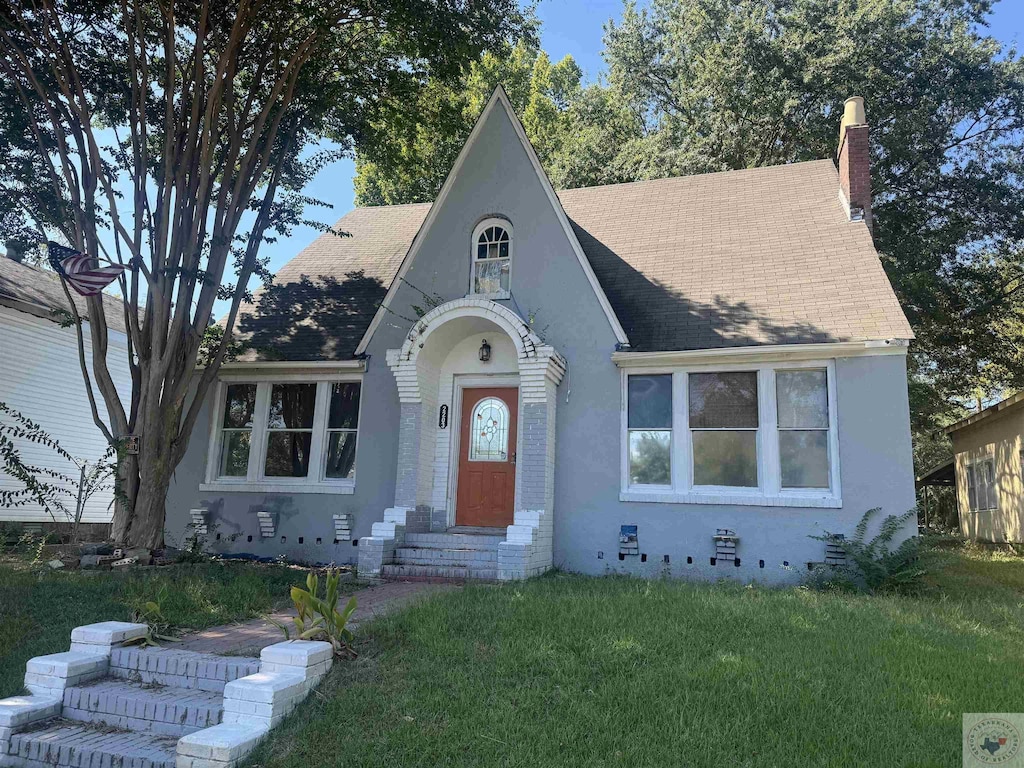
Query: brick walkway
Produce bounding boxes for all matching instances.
[177,580,456,655]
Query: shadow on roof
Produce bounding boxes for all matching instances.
[236,270,386,362]
[568,218,838,351]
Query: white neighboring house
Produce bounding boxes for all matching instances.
[0,255,132,528]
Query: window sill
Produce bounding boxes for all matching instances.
[200,481,355,495]
[467,291,510,301]
[619,490,842,508]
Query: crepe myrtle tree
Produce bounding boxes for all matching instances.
[0,0,527,548]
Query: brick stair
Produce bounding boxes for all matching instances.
[0,622,330,768]
[381,563,498,580]
[383,531,504,581]
[62,679,224,737]
[6,719,178,768]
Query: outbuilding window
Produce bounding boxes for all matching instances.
[471,218,511,297]
[966,458,997,512]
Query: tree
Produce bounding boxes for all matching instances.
[357,0,1024,476]
[353,38,644,204]
[0,0,526,548]
[603,0,1024,453]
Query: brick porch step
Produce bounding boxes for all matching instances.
[394,547,498,566]
[62,679,222,737]
[381,563,498,581]
[402,533,503,549]
[107,648,260,693]
[4,719,177,768]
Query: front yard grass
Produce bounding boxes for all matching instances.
[251,546,1024,768]
[0,558,302,697]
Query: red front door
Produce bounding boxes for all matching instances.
[455,387,518,527]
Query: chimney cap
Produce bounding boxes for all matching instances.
[839,96,867,151]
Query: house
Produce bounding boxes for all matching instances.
[0,256,131,533]
[165,89,917,581]
[944,393,1024,543]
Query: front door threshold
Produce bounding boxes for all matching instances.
[447,525,506,535]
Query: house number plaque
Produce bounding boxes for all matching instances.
[439,404,449,429]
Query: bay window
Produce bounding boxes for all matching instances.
[621,362,839,506]
[204,377,361,493]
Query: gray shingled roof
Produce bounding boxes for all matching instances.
[233,159,913,360]
[0,255,129,334]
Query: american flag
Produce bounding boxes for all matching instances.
[47,241,127,297]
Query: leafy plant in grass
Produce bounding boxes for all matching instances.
[268,569,357,657]
[809,508,924,594]
[128,585,181,646]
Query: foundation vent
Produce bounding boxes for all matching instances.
[825,533,847,566]
[713,528,739,563]
[188,508,209,536]
[619,525,639,558]
[333,513,353,542]
[257,510,278,539]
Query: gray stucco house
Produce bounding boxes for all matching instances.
[166,89,916,583]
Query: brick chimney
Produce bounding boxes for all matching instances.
[837,96,871,231]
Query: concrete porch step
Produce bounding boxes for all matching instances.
[394,547,498,566]
[107,647,260,693]
[62,679,222,738]
[4,719,177,768]
[381,563,498,581]
[403,532,503,550]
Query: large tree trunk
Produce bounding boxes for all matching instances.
[110,454,138,544]
[127,459,172,550]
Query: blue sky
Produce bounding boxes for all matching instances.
[240,0,1024,304]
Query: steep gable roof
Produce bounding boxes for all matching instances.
[352,86,628,355]
[560,160,913,351]
[230,156,912,361]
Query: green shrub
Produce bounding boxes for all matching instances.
[809,508,923,594]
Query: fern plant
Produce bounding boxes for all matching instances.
[268,568,357,657]
[810,508,923,594]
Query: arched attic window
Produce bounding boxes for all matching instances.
[471,218,511,296]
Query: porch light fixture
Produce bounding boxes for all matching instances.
[479,339,491,362]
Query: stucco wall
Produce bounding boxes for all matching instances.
[164,355,400,564]
[165,100,918,578]
[951,407,1024,543]
[556,353,917,583]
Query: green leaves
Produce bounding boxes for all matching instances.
[274,568,358,658]
[810,508,924,594]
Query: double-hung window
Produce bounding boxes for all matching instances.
[966,459,996,512]
[689,372,759,488]
[627,375,673,486]
[622,362,839,507]
[776,370,830,488]
[206,378,361,493]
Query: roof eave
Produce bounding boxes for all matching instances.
[611,338,910,367]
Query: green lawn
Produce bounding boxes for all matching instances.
[248,546,1024,768]
[0,558,302,697]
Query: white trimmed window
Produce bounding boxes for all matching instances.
[966,458,996,512]
[204,377,361,494]
[470,218,511,297]
[621,361,840,507]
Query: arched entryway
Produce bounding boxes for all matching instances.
[359,299,565,580]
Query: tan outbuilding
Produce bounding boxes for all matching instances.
[945,392,1024,543]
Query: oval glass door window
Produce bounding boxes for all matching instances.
[469,397,509,461]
